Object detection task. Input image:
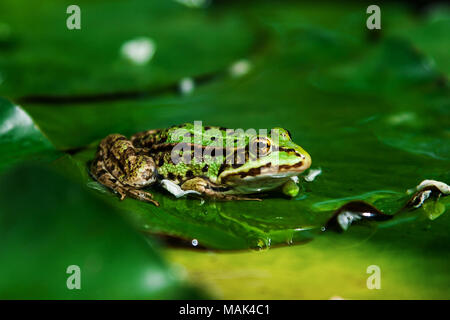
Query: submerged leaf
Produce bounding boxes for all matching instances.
[0,164,203,299]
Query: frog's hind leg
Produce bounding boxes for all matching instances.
[90,134,159,206]
[130,129,161,148]
[90,154,160,206]
[180,177,262,201]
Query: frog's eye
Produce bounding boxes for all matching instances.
[251,137,272,158]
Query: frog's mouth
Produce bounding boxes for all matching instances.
[221,158,310,194]
[226,173,298,194]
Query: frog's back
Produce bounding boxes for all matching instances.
[131,124,225,185]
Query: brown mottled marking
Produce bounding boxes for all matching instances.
[181,177,261,201]
[90,134,159,206]
[278,146,303,158]
[131,129,161,148]
[279,162,303,170]
[221,162,273,180]
[168,172,175,180]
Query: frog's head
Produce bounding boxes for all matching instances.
[218,127,311,193]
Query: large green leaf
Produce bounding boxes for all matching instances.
[13,2,450,251]
[0,99,203,299]
[167,207,450,299]
[0,0,253,97]
[0,98,59,172]
[0,164,204,299]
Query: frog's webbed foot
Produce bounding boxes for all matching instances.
[180,178,262,201]
[124,188,160,206]
[90,134,159,206]
[91,155,160,206]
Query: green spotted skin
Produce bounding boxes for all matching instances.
[130,123,311,188]
[91,123,311,206]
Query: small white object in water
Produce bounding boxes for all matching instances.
[160,179,200,198]
[406,179,449,209]
[174,0,208,8]
[337,210,362,231]
[229,59,251,78]
[120,37,156,65]
[387,112,416,125]
[415,179,450,195]
[304,168,322,182]
[179,77,195,95]
[290,176,299,184]
[145,271,166,289]
[411,190,432,208]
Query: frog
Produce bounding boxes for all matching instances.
[90,123,311,206]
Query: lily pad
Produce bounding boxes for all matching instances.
[0,98,59,172]
[0,0,253,97]
[0,164,204,299]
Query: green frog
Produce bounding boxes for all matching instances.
[90,123,311,206]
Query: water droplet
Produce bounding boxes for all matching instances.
[179,77,195,95]
[386,112,416,126]
[326,201,392,232]
[120,37,156,65]
[144,271,166,290]
[422,200,446,221]
[229,59,251,78]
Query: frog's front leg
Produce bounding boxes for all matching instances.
[180,177,262,201]
[91,134,159,206]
